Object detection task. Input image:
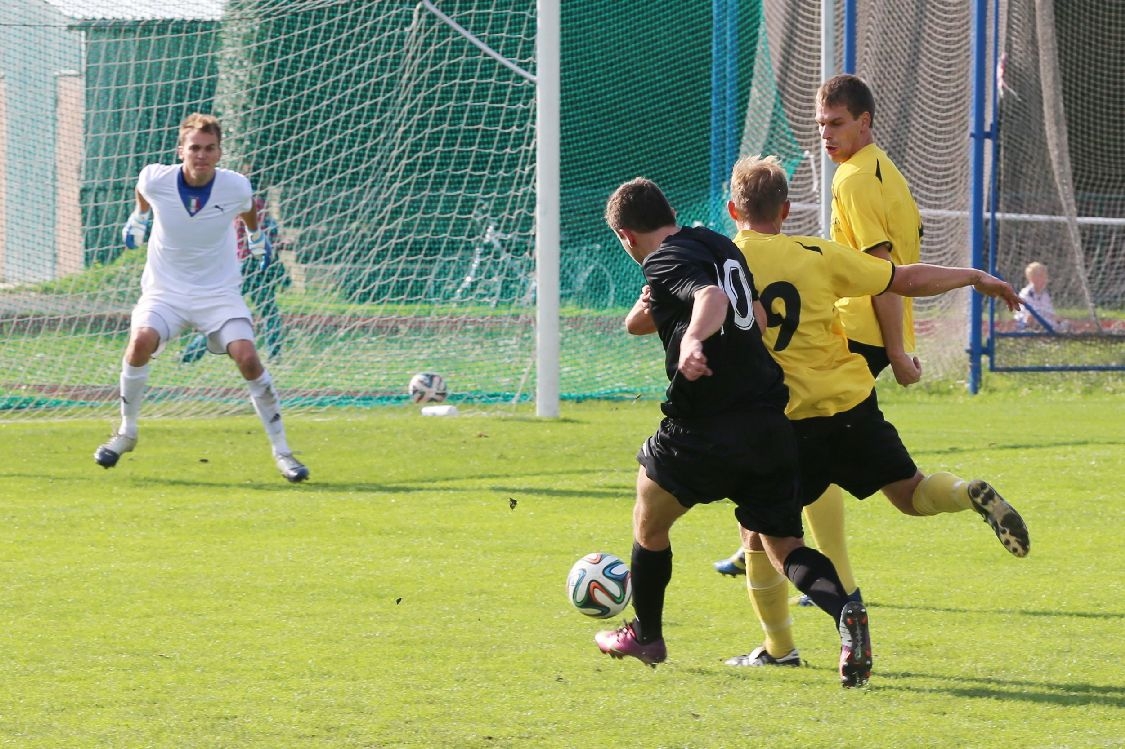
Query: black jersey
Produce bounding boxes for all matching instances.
[642,226,788,418]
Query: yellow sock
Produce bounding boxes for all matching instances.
[912,471,971,515]
[803,484,858,595]
[746,550,795,657]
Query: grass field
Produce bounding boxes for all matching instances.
[1,386,1122,747]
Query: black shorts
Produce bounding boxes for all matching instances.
[637,407,804,539]
[847,339,889,377]
[792,389,918,505]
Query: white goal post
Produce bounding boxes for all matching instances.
[416,0,563,417]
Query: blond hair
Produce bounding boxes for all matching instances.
[729,154,788,223]
[177,112,222,147]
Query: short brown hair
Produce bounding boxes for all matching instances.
[816,74,875,125]
[729,155,788,223]
[177,112,222,147]
[604,178,676,232]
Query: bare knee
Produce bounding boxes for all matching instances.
[633,469,687,550]
[739,525,765,552]
[227,340,264,380]
[633,503,676,550]
[125,328,159,366]
[883,472,925,515]
[760,535,804,575]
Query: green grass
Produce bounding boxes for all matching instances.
[0,390,1122,747]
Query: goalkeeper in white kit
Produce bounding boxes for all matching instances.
[94,112,309,483]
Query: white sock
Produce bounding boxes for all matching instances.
[247,370,291,456]
[118,360,148,438]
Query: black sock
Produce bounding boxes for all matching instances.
[630,541,672,643]
[783,545,849,621]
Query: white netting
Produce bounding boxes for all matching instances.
[0,1,548,418]
[989,0,1124,370]
[745,0,985,378]
[743,0,1122,376]
[1,1,1119,422]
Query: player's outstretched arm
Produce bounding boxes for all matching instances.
[891,264,1022,311]
[972,274,1023,311]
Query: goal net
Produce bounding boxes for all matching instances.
[744,0,986,381]
[988,0,1125,371]
[2,1,1119,423]
[743,0,1123,380]
[0,0,770,421]
[0,0,636,420]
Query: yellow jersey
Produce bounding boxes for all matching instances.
[734,229,894,419]
[831,143,921,350]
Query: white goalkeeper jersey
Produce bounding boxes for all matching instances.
[137,164,252,298]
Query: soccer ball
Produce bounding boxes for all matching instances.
[408,372,448,404]
[566,552,632,619]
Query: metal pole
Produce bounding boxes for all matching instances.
[710,0,738,228]
[820,0,837,237]
[985,0,1003,374]
[967,0,988,393]
[535,0,560,416]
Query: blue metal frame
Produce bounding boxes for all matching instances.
[709,0,740,228]
[985,1,1004,374]
[967,0,991,393]
[976,1,1122,378]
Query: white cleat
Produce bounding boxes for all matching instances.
[94,434,137,469]
[724,645,801,667]
[275,452,309,483]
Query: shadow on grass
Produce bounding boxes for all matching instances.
[872,601,1125,621]
[15,469,630,500]
[912,438,1125,459]
[876,669,1125,707]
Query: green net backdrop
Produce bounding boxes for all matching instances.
[0,0,768,418]
[0,0,1120,421]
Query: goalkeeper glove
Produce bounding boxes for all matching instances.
[122,209,152,250]
[246,229,272,271]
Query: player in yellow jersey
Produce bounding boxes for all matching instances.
[715,75,922,612]
[821,73,922,384]
[717,155,1029,669]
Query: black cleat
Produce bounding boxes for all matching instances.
[968,480,1030,557]
[725,645,801,667]
[838,601,872,688]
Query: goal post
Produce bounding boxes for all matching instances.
[535,0,561,418]
[0,0,584,421]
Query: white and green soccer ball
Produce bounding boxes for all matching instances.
[566,552,632,618]
[408,372,448,404]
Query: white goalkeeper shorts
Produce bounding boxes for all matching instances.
[131,292,255,356]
